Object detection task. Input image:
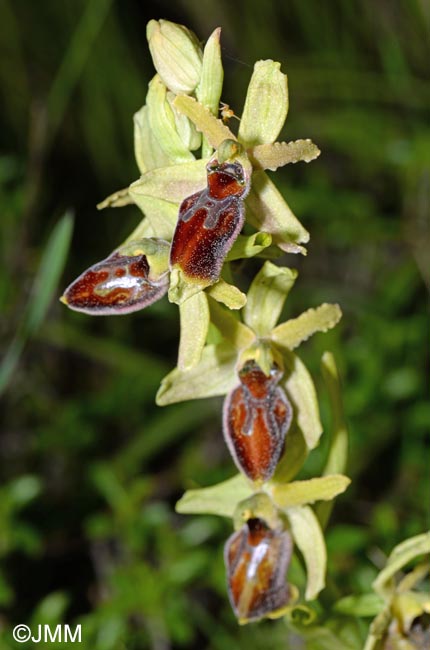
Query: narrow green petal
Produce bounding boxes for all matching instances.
[246,171,309,254]
[146,76,195,163]
[226,232,272,261]
[173,95,235,149]
[271,303,342,351]
[334,594,385,618]
[208,299,255,350]
[178,292,209,370]
[249,140,321,171]
[373,532,430,598]
[285,505,326,601]
[156,342,238,405]
[270,474,350,509]
[282,350,323,450]
[97,187,133,210]
[176,474,253,518]
[196,28,223,115]
[206,279,247,310]
[129,159,207,204]
[244,262,298,335]
[238,60,288,147]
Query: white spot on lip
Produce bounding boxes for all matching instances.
[103,276,142,290]
[247,541,269,579]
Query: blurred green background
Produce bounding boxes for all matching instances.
[0,1,428,648]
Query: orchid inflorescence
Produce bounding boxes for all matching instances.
[62,19,350,624]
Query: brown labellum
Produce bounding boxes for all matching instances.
[224,517,293,623]
[62,250,169,315]
[169,159,250,287]
[223,360,292,482]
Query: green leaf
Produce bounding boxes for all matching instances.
[129,159,207,204]
[0,212,73,395]
[238,60,288,147]
[176,474,253,518]
[249,139,321,171]
[270,474,350,509]
[282,350,323,450]
[206,279,247,310]
[316,352,349,529]
[156,342,237,405]
[173,95,235,149]
[146,75,195,163]
[373,532,430,598]
[208,299,255,350]
[285,505,326,601]
[243,261,298,335]
[246,171,309,254]
[271,303,342,351]
[226,232,272,261]
[178,291,209,370]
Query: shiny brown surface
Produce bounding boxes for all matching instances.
[63,251,169,315]
[223,361,292,482]
[225,518,292,622]
[170,160,249,285]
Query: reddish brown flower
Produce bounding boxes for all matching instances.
[223,360,292,482]
[62,249,169,315]
[225,517,293,623]
[169,159,249,287]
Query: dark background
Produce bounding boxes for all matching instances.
[0,1,429,648]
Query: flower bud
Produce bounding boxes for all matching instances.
[224,517,293,623]
[147,20,203,95]
[223,360,292,482]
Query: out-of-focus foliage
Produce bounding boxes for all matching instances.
[0,1,428,648]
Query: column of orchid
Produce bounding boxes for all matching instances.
[62,20,350,624]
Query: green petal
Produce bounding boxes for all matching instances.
[249,139,320,171]
[282,350,323,450]
[127,195,178,240]
[156,342,237,405]
[226,232,272,261]
[133,105,172,173]
[206,279,247,310]
[97,187,133,210]
[272,423,308,483]
[173,95,235,149]
[285,505,326,601]
[238,60,288,147]
[246,171,309,254]
[271,303,342,351]
[208,299,255,350]
[167,92,202,151]
[271,474,350,509]
[373,532,430,598]
[129,159,207,204]
[146,76,195,163]
[244,262,298,336]
[178,291,209,370]
[176,474,253,518]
